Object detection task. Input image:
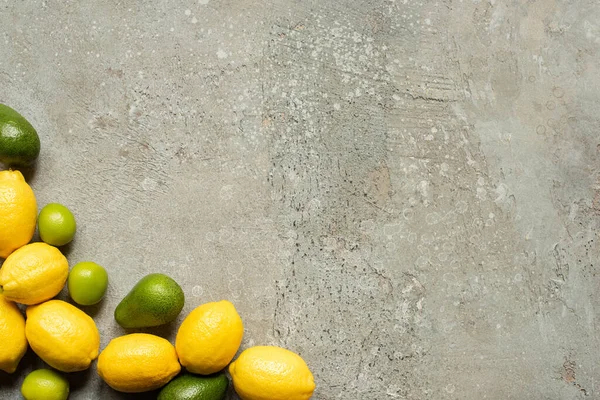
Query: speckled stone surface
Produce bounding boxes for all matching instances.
[1,0,599,399]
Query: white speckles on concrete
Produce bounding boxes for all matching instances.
[1,0,600,399]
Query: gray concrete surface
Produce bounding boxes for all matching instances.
[1,0,599,398]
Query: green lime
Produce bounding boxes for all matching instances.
[68,261,109,306]
[38,203,76,246]
[21,368,69,400]
[0,104,41,167]
[158,373,229,400]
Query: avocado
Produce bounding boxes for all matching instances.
[114,273,184,328]
[0,104,41,167]
[158,374,229,400]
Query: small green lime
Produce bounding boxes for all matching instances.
[21,369,69,400]
[0,104,41,167]
[158,373,229,400]
[68,261,109,306]
[38,203,76,246]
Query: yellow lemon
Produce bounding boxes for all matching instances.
[229,346,315,400]
[175,300,243,375]
[0,295,27,373]
[0,242,68,305]
[97,333,181,393]
[26,300,100,372]
[0,170,37,259]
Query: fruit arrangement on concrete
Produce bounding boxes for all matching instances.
[0,104,315,400]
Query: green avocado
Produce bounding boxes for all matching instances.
[158,374,229,400]
[114,273,185,328]
[0,104,41,167]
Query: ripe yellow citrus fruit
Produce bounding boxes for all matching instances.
[175,300,244,375]
[0,295,27,373]
[0,242,68,305]
[229,346,315,400]
[97,333,181,393]
[0,170,37,259]
[26,300,100,372]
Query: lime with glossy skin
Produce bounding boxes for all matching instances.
[38,203,76,246]
[21,369,69,400]
[0,104,41,167]
[68,261,109,306]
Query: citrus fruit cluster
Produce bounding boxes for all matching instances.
[0,104,316,400]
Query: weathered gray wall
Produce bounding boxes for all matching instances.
[1,0,598,398]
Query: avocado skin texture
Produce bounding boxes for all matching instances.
[158,374,229,400]
[115,273,185,328]
[0,104,41,167]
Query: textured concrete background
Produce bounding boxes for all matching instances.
[1,0,599,399]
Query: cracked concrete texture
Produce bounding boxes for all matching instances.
[1,0,599,398]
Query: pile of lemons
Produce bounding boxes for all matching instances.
[0,104,315,400]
